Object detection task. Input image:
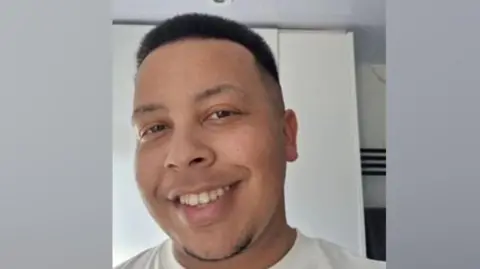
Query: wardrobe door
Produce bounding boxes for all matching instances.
[278,30,365,256]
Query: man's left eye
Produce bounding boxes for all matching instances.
[209,110,237,120]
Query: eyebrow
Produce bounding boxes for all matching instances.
[132,103,166,117]
[131,84,245,123]
[194,83,245,103]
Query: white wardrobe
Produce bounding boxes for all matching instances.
[112,25,364,266]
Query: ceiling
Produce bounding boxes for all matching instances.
[112,0,385,64]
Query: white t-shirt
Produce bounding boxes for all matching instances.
[115,231,386,269]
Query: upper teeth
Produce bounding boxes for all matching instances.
[179,185,230,206]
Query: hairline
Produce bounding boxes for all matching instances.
[135,37,286,116]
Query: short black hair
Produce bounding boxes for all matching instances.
[135,13,279,84]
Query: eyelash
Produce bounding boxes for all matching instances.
[140,124,167,137]
[208,110,240,120]
[139,109,241,138]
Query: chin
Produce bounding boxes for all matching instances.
[181,231,253,262]
[188,247,233,261]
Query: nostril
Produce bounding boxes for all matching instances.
[165,163,176,169]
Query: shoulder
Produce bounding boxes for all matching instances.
[306,236,386,269]
[113,244,164,269]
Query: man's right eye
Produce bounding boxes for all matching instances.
[140,124,167,138]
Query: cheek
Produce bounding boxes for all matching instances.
[134,147,173,225]
[227,126,283,159]
[217,127,286,217]
[134,145,165,198]
[214,124,285,182]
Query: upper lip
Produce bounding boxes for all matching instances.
[167,180,238,201]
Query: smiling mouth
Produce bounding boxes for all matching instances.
[174,181,239,207]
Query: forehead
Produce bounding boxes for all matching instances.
[134,38,263,104]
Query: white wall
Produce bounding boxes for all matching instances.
[112,0,384,27]
[356,64,386,208]
[357,64,386,149]
[112,0,386,65]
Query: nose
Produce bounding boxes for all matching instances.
[164,130,215,171]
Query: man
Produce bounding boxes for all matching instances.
[116,13,386,269]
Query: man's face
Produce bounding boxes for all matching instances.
[132,38,298,261]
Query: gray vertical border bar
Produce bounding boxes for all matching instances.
[388,1,480,268]
[0,0,112,268]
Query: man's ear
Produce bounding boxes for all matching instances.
[283,109,298,162]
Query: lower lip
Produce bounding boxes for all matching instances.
[175,183,239,227]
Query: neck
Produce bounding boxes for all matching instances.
[173,203,297,269]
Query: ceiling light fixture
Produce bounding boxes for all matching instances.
[212,0,234,5]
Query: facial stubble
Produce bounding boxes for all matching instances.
[183,231,253,262]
